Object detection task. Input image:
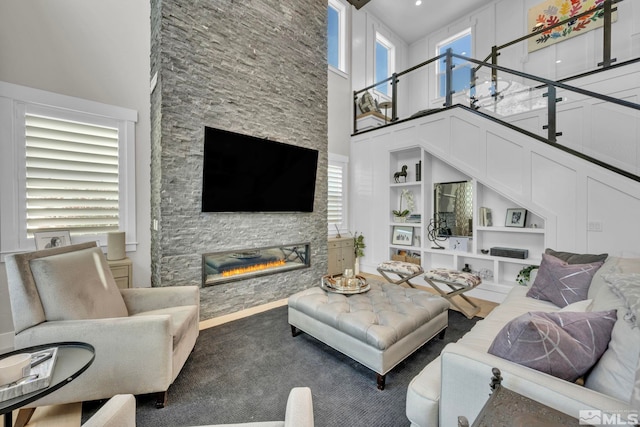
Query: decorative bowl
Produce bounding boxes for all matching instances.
[0,353,31,385]
[480,249,489,254]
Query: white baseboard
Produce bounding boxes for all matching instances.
[0,331,14,353]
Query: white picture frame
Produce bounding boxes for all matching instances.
[33,230,72,250]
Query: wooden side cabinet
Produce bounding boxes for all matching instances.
[107,257,133,289]
[328,237,355,276]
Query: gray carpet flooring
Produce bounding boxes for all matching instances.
[84,304,478,427]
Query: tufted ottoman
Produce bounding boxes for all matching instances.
[288,282,449,389]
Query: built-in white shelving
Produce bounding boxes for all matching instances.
[387,146,547,290]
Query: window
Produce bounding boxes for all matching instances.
[436,29,472,98]
[375,33,395,97]
[328,154,348,235]
[25,113,120,235]
[0,82,137,257]
[328,0,347,72]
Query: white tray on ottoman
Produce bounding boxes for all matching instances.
[288,281,450,389]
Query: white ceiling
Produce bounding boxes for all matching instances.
[363,0,495,44]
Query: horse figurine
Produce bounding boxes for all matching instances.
[394,165,408,183]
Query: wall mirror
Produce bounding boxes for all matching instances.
[433,181,473,237]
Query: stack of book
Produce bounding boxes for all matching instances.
[479,207,492,227]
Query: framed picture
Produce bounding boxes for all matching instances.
[392,226,414,246]
[33,230,72,250]
[505,208,527,228]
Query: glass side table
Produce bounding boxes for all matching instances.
[0,342,95,427]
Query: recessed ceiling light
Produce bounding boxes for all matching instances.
[556,59,562,63]
[416,0,422,5]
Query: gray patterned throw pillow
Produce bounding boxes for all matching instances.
[527,253,603,307]
[488,310,617,382]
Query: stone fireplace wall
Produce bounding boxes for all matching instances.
[150,0,328,319]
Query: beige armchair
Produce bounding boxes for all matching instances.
[5,242,199,412]
[83,388,314,427]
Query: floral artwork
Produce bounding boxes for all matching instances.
[527,0,617,53]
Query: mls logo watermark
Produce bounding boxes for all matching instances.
[579,410,639,425]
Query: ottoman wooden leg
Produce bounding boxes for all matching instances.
[376,373,386,390]
[291,325,301,337]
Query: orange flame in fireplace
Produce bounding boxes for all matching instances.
[221,259,287,277]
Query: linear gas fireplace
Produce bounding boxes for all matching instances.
[202,243,310,287]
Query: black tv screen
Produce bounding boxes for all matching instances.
[202,127,319,212]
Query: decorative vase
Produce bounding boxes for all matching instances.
[354,257,360,275]
[395,216,406,223]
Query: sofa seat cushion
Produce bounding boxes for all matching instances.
[527,253,603,307]
[30,247,128,321]
[488,310,617,382]
[132,305,199,347]
[457,286,560,352]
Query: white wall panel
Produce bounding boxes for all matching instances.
[587,178,640,256]
[486,131,524,195]
[531,153,578,250]
[450,116,483,176]
[418,117,450,157]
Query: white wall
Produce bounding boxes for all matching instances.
[0,1,151,350]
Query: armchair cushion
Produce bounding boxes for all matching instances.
[131,305,198,348]
[30,246,128,321]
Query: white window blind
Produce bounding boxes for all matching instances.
[25,114,120,236]
[328,163,344,226]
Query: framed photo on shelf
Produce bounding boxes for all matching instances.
[33,230,72,250]
[505,208,527,228]
[392,226,414,246]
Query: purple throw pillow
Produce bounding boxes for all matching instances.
[527,253,603,307]
[488,310,617,382]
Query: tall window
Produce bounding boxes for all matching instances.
[375,33,395,96]
[436,29,472,98]
[0,82,137,255]
[25,113,120,236]
[328,0,346,72]
[328,154,348,235]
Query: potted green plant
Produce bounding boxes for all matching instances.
[516,265,538,286]
[392,189,414,222]
[353,232,365,275]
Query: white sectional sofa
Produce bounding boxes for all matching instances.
[406,254,640,427]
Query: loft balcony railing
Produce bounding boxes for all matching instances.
[353,0,640,183]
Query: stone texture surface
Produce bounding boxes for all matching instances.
[150,0,328,319]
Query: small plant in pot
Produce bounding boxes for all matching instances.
[393,189,414,222]
[353,232,365,275]
[516,265,538,286]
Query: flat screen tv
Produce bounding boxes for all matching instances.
[202,126,319,212]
